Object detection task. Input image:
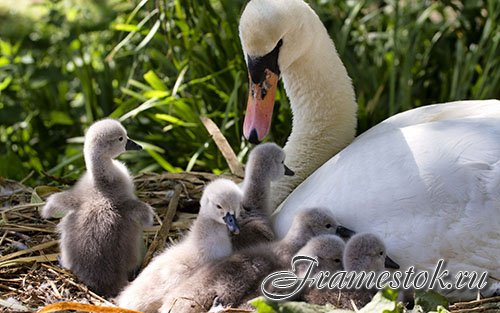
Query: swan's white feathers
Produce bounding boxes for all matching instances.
[274,110,500,298]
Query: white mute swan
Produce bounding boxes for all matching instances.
[239,0,500,300]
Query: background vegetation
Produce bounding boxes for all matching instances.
[0,0,499,184]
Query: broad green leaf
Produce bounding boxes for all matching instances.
[414,290,449,312]
[359,291,401,313]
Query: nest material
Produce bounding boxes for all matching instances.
[1,174,500,313]
[0,172,240,312]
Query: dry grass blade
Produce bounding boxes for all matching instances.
[200,116,245,178]
[141,184,182,269]
[0,253,59,268]
[0,240,58,263]
[450,295,500,313]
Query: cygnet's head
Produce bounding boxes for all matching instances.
[290,208,339,240]
[295,234,345,274]
[83,119,142,160]
[239,0,319,143]
[199,179,243,235]
[246,142,294,182]
[343,233,394,272]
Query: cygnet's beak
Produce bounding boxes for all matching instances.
[125,139,142,151]
[223,212,240,235]
[335,225,357,239]
[385,255,400,269]
[284,164,294,176]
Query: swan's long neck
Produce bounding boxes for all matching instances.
[272,21,357,208]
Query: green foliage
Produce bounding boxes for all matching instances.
[0,0,499,183]
[251,289,452,313]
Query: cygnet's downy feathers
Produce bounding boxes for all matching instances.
[116,178,243,313]
[41,119,153,297]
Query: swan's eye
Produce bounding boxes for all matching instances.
[216,204,222,210]
[325,223,332,229]
[379,251,384,256]
[119,137,123,141]
[334,258,341,263]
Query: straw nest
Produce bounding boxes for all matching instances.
[0,172,242,312]
[1,174,499,313]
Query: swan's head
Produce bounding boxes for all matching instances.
[84,119,142,160]
[343,233,400,271]
[295,234,345,274]
[246,142,295,182]
[239,0,317,143]
[200,178,243,235]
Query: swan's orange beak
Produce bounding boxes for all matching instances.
[243,69,279,144]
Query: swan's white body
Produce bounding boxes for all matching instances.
[275,101,500,299]
[239,0,500,300]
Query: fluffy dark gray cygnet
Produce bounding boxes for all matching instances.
[233,142,294,250]
[343,233,387,272]
[303,233,389,309]
[116,178,243,313]
[41,119,154,297]
[159,208,339,313]
[268,234,345,301]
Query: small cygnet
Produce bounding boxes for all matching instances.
[304,233,390,309]
[233,142,294,250]
[41,119,154,297]
[343,233,388,272]
[116,178,242,313]
[295,234,345,275]
[268,234,345,300]
[159,208,340,313]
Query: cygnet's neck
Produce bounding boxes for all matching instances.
[276,222,313,261]
[85,149,114,182]
[242,165,272,214]
[190,215,232,260]
[271,20,357,208]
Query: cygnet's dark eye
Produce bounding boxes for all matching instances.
[325,223,332,229]
[379,251,384,256]
[334,258,341,263]
[119,136,124,141]
[216,204,222,210]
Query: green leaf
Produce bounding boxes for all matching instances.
[143,70,167,91]
[143,90,169,98]
[155,113,197,127]
[113,23,140,32]
[0,56,10,67]
[359,291,401,313]
[135,19,161,52]
[146,149,182,173]
[48,111,74,126]
[249,297,276,313]
[414,290,449,312]
[249,297,352,313]
[0,76,12,91]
